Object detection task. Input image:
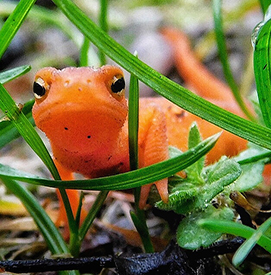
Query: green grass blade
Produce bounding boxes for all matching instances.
[0,2,76,46]
[79,190,109,241]
[1,178,68,254]
[254,18,271,128]
[98,0,108,65]
[199,219,271,253]
[130,210,154,253]
[0,83,83,247]
[0,132,220,190]
[0,83,60,180]
[0,99,35,148]
[128,72,140,200]
[212,0,254,121]
[52,0,271,150]
[259,0,271,13]
[0,65,33,148]
[237,150,271,165]
[0,0,36,59]
[0,65,31,84]
[1,178,79,275]
[79,37,90,67]
[128,72,153,253]
[128,73,139,172]
[232,217,271,267]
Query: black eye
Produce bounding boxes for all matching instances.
[33,78,47,99]
[111,77,125,94]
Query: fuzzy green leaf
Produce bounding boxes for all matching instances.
[233,162,264,191]
[231,144,268,191]
[177,206,234,250]
[205,157,241,188]
[156,157,241,214]
[186,122,205,183]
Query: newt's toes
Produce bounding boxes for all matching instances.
[139,179,168,209]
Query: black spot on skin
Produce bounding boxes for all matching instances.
[108,155,112,161]
[263,64,267,70]
[87,135,91,139]
[64,127,68,130]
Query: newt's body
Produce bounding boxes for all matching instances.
[32,28,248,222]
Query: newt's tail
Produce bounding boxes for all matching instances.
[160,27,235,103]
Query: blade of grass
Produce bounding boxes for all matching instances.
[128,72,153,253]
[254,17,271,128]
[0,0,36,59]
[130,211,153,252]
[128,72,139,172]
[79,37,90,67]
[212,0,255,121]
[1,178,79,275]
[0,83,78,245]
[0,83,59,179]
[1,178,68,254]
[199,219,271,253]
[128,72,140,203]
[0,65,31,84]
[79,190,109,241]
[236,150,271,164]
[98,0,108,65]
[232,217,271,267]
[0,99,35,148]
[0,2,77,47]
[0,132,220,190]
[52,0,271,150]
[259,0,271,14]
[0,66,33,148]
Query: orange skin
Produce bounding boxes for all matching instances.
[32,28,248,226]
[160,27,236,102]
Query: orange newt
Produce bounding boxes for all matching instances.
[32,28,248,225]
[160,27,252,109]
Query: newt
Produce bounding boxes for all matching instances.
[32,28,248,225]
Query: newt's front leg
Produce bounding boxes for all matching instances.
[54,159,85,231]
[138,104,169,209]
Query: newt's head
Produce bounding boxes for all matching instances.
[32,66,128,152]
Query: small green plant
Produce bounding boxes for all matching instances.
[156,123,268,250]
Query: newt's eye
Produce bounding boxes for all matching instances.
[33,78,49,99]
[111,76,125,95]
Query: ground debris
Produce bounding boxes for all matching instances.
[0,239,244,274]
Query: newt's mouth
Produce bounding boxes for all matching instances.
[33,98,128,131]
